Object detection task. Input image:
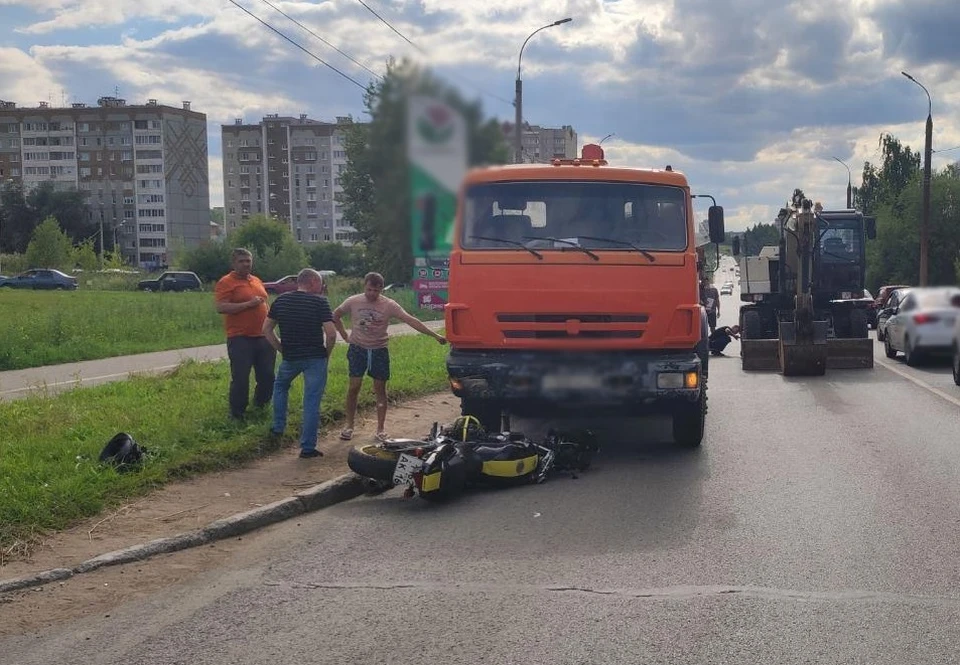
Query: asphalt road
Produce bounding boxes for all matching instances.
[6,261,960,663]
[0,319,445,402]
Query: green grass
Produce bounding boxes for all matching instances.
[0,333,450,551]
[0,279,442,371]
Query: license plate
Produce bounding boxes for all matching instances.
[392,453,422,485]
[542,374,602,391]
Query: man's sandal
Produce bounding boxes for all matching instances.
[339,428,353,441]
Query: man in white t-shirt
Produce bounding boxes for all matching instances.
[332,271,446,441]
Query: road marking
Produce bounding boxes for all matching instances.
[875,357,960,409]
[0,364,182,396]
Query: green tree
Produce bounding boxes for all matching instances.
[181,241,232,283]
[181,215,308,283]
[855,134,921,214]
[72,238,99,272]
[340,57,509,283]
[0,181,93,253]
[254,234,308,282]
[230,215,289,257]
[308,242,368,277]
[25,217,73,269]
[741,222,780,255]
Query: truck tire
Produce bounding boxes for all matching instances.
[742,310,763,340]
[460,398,502,432]
[672,390,706,448]
[849,309,868,338]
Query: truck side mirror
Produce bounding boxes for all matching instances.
[864,216,876,240]
[732,236,741,257]
[708,206,725,244]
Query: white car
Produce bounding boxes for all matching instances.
[720,282,734,295]
[884,287,960,366]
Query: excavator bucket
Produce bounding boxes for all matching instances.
[740,340,780,371]
[826,338,874,369]
[778,320,828,376]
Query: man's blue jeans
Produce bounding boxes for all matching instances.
[271,357,329,451]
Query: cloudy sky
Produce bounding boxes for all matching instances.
[2,0,959,230]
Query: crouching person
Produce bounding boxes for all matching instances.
[263,269,337,458]
[709,324,740,356]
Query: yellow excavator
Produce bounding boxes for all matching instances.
[733,192,876,376]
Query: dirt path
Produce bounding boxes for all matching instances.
[0,392,461,636]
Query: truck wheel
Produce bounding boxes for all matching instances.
[672,391,705,448]
[460,398,502,432]
[849,309,868,338]
[742,310,763,340]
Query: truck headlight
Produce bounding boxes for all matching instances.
[657,372,699,390]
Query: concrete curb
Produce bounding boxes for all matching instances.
[0,473,369,597]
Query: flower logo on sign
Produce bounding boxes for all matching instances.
[417,104,454,144]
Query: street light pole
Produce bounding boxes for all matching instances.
[599,133,615,145]
[832,156,852,208]
[902,70,933,287]
[515,18,572,164]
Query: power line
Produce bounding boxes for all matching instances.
[225,0,367,91]
[256,0,382,80]
[350,0,513,107]
[352,0,425,53]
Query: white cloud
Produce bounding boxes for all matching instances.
[0,0,958,223]
[0,47,63,105]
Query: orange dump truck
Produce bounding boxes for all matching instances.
[443,144,725,447]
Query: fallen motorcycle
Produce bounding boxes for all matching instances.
[346,416,599,502]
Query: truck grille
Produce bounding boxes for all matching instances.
[496,312,648,341]
[503,330,644,339]
[496,313,648,323]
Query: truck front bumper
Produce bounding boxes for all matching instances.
[446,348,703,417]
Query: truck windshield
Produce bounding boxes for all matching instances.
[819,221,862,263]
[462,181,688,252]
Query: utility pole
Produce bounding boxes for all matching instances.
[515,18,572,164]
[902,71,932,286]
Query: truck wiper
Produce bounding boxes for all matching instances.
[522,236,600,261]
[575,235,656,262]
[468,235,543,260]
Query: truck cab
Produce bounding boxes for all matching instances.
[443,145,724,446]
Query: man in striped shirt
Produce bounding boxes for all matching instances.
[262,269,337,458]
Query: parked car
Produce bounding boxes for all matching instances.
[0,268,78,290]
[875,284,911,310]
[883,286,960,365]
[876,288,911,342]
[263,274,299,295]
[136,271,202,292]
[720,282,734,295]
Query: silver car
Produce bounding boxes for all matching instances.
[884,287,960,365]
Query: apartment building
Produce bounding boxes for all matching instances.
[0,97,209,268]
[221,114,358,245]
[500,122,578,164]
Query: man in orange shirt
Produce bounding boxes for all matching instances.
[214,248,276,420]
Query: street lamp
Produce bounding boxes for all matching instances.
[515,18,573,164]
[831,156,852,209]
[902,70,933,286]
[599,133,615,145]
